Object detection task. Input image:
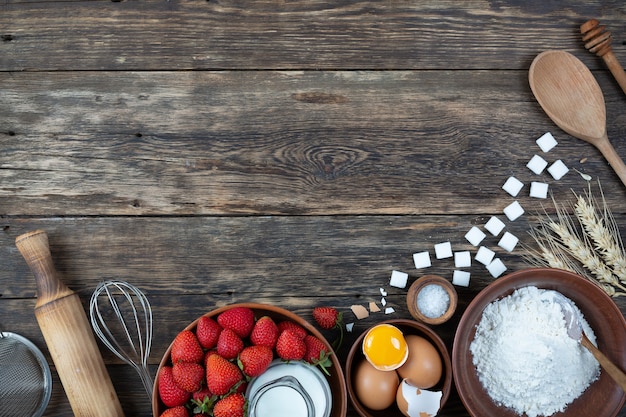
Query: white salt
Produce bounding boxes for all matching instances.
[502,176,524,197]
[503,200,524,221]
[464,226,486,246]
[548,159,569,180]
[390,270,409,288]
[434,242,453,259]
[484,216,506,236]
[498,231,518,252]
[530,181,549,199]
[486,258,507,278]
[413,251,431,269]
[454,251,472,268]
[475,246,495,265]
[346,322,354,332]
[536,132,558,152]
[527,154,548,175]
[417,284,450,318]
[452,270,471,287]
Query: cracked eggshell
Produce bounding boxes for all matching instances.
[396,379,442,417]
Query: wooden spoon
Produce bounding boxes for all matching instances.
[549,290,626,392]
[529,50,626,187]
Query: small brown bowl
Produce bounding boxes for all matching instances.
[453,268,626,417]
[152,303,348,417]
[406,275,457,325]
[345,319,452,417]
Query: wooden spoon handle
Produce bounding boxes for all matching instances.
[16,230,126,417]
[581,334,626,392]
[595,135,626,188]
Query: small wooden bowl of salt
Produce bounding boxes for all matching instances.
[407,275,457,325]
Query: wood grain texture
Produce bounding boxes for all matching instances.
[2,70,626,215]
[1,1,625,71]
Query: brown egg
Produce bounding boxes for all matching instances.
[353,358,399,410]
[396,335,442,389]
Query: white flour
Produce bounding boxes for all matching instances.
[470,286,600,417]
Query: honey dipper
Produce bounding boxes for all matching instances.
[580,19,626,95]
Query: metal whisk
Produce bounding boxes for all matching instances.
[89,280,153,400]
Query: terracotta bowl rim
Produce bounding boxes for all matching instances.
[152,302,348,417]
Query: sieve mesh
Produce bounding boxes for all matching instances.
[0,332,52,417]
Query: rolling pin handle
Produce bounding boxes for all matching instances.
[16,230,73,306]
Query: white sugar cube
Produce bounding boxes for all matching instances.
[464,226,486,246]
[389,270,409,288]
[498,231,519,252]
[548,160,569,180]
[379,288,387,297]
[527,154,548,175]
[475,246,495,265]
[346,322,355,332]
[385,307,395,315]
[487,258,507,278]
[502,176,524,197]
[484,216,506,236]
[381,297,387,306]
[536,132,558,152]
[504,200,524,221]
[454,251,472,268]
[452,270,471,287]
[413,251,431,269]
[530,181,549,199]
[434,242,453,259]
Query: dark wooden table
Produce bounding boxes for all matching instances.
[2,1,626,416]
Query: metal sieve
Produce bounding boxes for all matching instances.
[0,330,52,417]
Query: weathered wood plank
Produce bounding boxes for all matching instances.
[1,0,625,71]
[3,70,626,216]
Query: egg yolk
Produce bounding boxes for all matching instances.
[362,324,408,371]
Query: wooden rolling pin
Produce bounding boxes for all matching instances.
[16,230,125,417]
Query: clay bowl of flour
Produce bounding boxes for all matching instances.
[453,268,626,417]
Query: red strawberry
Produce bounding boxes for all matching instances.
[238,345,273,378]
[171,330,204,364]
[312,307,344,350]
[213,393,246,417]
[217,307,255,338]
[191,386,216,415]
[217,328,244,360]
[276,320,307,339]
[160,406,189,417]
[206,354,244,395]
[158,366,191,407]
[312,307,342,330]
[250,316,279,348]
[196,316,222,349]
[276,329,306,361]
[304,335,333,376]
[172,361,205,393]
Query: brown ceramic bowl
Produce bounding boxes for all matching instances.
[453,268,626,417]
[345,319,452,417]
[152,303,348,417]
[406,275,458,325]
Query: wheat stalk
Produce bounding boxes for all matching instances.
[574,184,626,282]
[525,181,626,297]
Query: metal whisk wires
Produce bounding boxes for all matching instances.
[89,280,153,400]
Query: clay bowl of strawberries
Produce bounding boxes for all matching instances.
[153,303,348,417]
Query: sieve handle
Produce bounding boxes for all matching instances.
[16,230,126,417]
[15,230,74,308]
